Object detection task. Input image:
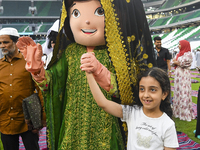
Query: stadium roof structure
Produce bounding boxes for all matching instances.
[0,0,61,36]
[146,0,200,15]
[145,0,200,51]
[145,0,200,32]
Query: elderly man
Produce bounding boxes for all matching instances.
[0,27,46,150]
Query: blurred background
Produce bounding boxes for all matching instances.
[0,0,62,45]
[143,0,200,52]
[1,0,200,52]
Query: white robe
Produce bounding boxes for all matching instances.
[196,51,200,67]
[190,52,196,69]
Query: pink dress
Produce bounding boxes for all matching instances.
[173,51,195,121]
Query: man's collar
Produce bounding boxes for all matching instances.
[155,47,162,52]
[2,51,23,62]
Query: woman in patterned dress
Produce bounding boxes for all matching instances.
[172,40,195,121]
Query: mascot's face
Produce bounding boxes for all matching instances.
[69,0,105,46]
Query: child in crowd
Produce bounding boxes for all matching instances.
[85,67,179,150]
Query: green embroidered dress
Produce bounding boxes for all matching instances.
[38,43,124,150]
[0,135,3,150]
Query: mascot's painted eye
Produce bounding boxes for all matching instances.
[94,7,104,16]
[72,9,80,18]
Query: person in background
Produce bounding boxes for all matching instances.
[196,49,200,69]
[172,40,195,121]
[154,36,172,77]
[42,19,59,69]
[0,27,46,150]
[85,67,179,150]
[190,50,196,70]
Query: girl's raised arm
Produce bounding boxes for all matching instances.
[86,72,123,118]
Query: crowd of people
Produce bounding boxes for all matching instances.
[0,0,200,150]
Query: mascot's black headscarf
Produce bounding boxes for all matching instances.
[49,0,155,105]
[48,0,155,145]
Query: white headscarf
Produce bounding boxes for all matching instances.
[42,19,60,55]
[42,19,59,69]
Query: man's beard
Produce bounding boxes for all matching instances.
[2,49,9,55]
[1,45,16,56]
[156,45,161,49]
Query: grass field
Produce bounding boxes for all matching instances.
[170,69,200,144]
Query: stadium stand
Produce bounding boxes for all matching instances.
[144,0,200,52]
[0,0,200,50]
[0,0,61,44]
[0,1,61,17]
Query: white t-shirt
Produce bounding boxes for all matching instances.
[121,105,179,150]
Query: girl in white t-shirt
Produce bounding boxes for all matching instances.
[86,67,179,150]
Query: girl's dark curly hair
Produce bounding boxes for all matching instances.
[136,67,172,118]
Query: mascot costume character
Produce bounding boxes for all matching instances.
[17,0,155,149]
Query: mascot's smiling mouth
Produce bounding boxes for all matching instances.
[81,29,97,34]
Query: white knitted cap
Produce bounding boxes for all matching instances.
[0,27,19,37]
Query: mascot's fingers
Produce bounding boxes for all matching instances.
[80,63,93,69]
[81,67,93,73]
[81,52,95,59]
[36,43,43,57]
[81,58,93,64]
[19,36,36,46]
[27,36,37,46]
[37,43,42,50]
[81,53,92,59]
[18,37,32,46]
[16,40,27,49]
[16,41,27,58]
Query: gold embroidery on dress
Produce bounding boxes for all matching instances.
[101,0,133,105]
[57,44,124,149]
[59,1,67,31]
[46,129,51,149]
[148,63,153,68]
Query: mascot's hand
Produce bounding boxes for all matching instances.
[80,52,102,75]
[17,36,44,74]
[80,52,111,92]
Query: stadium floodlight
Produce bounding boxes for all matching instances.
[0,0,3,15]
[0,6,3,14]
[29,6,37,15]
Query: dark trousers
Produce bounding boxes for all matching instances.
[195,87,200,137]
[1,130,39,150]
